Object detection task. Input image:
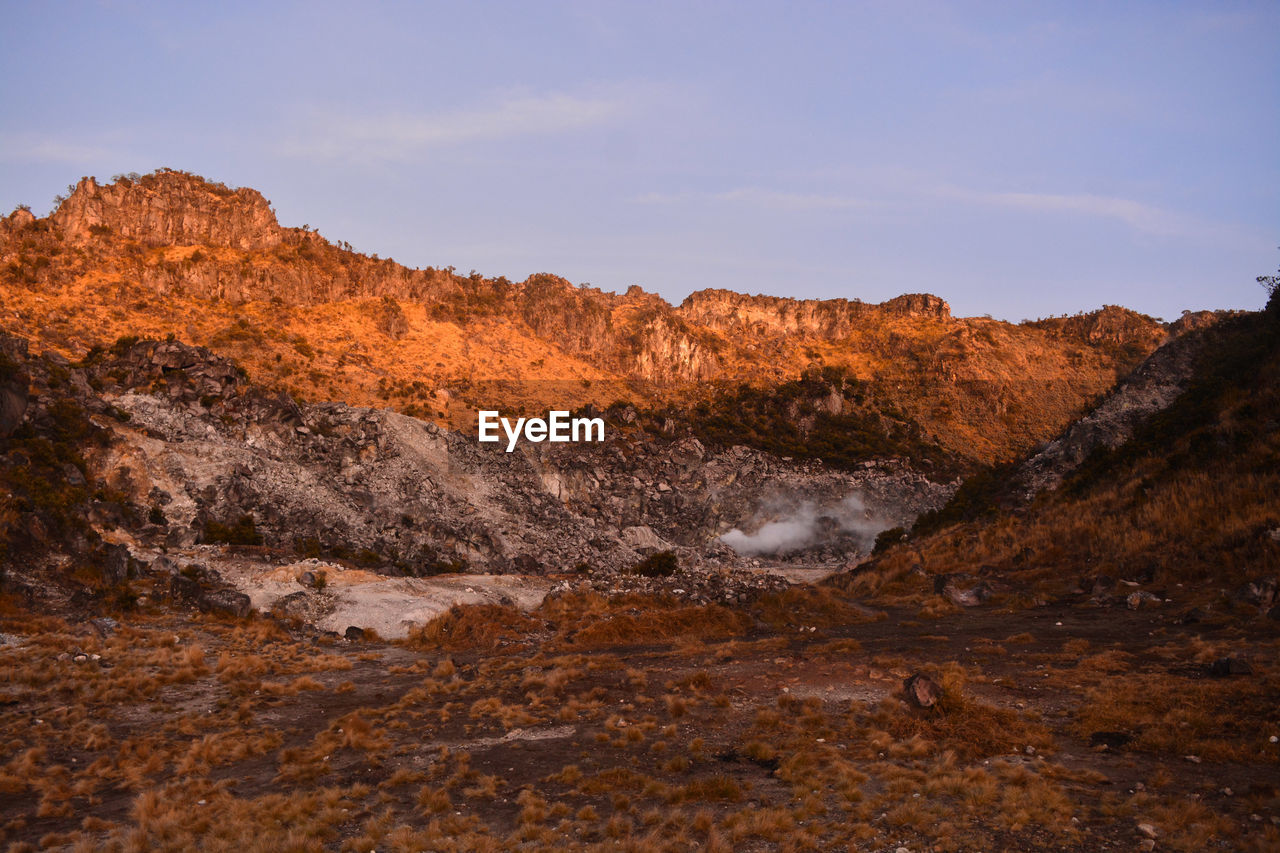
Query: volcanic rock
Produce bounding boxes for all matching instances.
[903,673,943,708]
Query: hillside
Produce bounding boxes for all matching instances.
[2,172,1277,853]
[1,169,1168,467]
[843,290,1280,609]
[2,300,1276,853]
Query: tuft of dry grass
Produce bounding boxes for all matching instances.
[539,592,754,648]
[752,585,885,629]
[405,604,543,651]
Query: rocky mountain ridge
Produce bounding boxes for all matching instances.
[2,169,1171,467]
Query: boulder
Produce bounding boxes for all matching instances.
[1208,657,1253,677]
[903,673,943,708]
[935,573,992,607]
[1089,731,1133,750]
[89,617,119,638]
[1233,577,1278,611]
[1126,591,1162,610]
[150,555,179,575]
[169,573,201,602]
[197,588,252,619]
[621,525,672,552]
[272,591,311,618]
[946,582,992,608]
[99,544,133,585]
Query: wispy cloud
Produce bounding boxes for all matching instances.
[634,187,877,211]
[0,133,115,164]
[282,89,631,161]
[939,184,1211,239]
[634,176,1261,249]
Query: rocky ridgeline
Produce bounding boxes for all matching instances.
[51,172,285,250]
[8,170,1165,395]
[1014,321,1215,499]
[4,336,951,589]
[679,289,951,340]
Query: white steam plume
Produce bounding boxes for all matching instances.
[719,494,889,556]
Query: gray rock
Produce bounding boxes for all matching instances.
[935,573,993,607]
[903,673,943,708]
[6,335,958,598]
[197,588,252,619]
[1014,328,1210,500]
[1127,591,1163,610]
[100,544,133,585]
[169,573,201,602]
[1234,577,1277,610]
[1208,657,1253,677]
[272,591,311,618]
[89,617,119,637]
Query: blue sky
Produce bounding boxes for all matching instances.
[2,1,1277,321]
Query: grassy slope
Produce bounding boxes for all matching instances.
[849,301,1280,603]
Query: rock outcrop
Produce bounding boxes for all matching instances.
[52,172,285,250]
[0,335,27,438]
[1014,322,1214,498]
[678,289,951,341]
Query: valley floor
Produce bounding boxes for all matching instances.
[2,583,1277,852]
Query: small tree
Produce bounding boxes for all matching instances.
[1260,247,1279,313]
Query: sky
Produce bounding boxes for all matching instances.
[1,1,1277,322]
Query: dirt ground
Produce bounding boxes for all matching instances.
[1,582,1277,852]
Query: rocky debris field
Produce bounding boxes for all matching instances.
[56,542,831,641]
[6,335,952,584]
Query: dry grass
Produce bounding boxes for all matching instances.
[2,550,1275,851]
[751,586,885,629]
[539,592,754,648]
[405,604,543,651]
[1071,668,1280,762]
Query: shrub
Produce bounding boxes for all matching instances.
[110,334,141,355]
[912,460,1020,535]
[872,526,906,555]
[203,514,264,546]
[631,551,678,578]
